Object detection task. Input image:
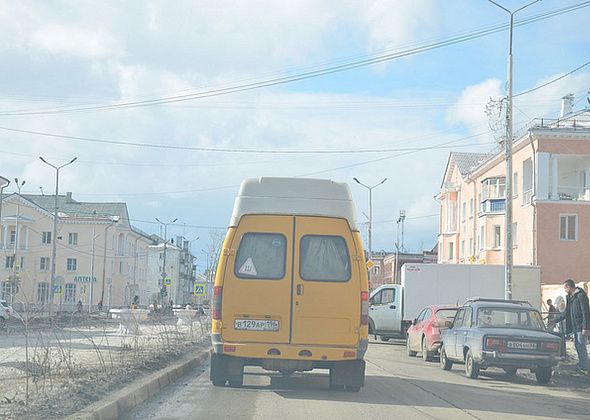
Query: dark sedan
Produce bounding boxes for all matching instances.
[440,298,562,384]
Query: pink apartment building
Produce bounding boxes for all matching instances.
[437,99,590,288]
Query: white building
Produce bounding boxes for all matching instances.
[147,236,196,305]
[0,192,153,311]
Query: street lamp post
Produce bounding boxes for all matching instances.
[488,0,540,300]
[156,218,177,305]
[353,177,388,286]
[39,156,77,317]
[11,178,25,306]
[0,176,9,251]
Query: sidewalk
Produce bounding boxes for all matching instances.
[0,313,211,420]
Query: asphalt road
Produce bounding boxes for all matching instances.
[125,339,589,419]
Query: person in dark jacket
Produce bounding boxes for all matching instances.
[555,279,590,374]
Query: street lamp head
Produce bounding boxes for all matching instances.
[172,218,178,224]
[69,157,78,164]
[353,177,360,184]
[39,156,47,164]
[380,178,388,185]
[155,217,162,223]
[0,176,9,188]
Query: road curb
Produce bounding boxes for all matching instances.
[67,347,212,420]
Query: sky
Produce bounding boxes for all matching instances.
[0,0,589,270]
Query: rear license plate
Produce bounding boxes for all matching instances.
[507,341,537,350]
[234,319,279,331]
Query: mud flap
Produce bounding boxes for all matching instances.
[330,360,365,389]
[210,353,228,385]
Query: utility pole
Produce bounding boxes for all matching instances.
[39,156,77,317]
[353,177,388,288]
[156,218,177,304]
[488,0,540,300]
[11,179,25,306]
[89,228,100,313]
[395,210,406,284]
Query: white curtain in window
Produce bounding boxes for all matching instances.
[300,236,350,282]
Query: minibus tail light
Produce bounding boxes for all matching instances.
[361,291,369,325]
[213,286,223,320]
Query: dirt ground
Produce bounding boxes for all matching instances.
[0,312,211,420]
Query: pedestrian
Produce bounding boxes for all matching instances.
[97,299,103,312]
[554,279,590,375]
[76,300,83,313]
[545,299,558,332]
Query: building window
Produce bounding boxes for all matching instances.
[448,242,454,261]
[374,265,380,275]
[513,172,519,197]
[469,238,473,255]
[469,198,474,218]
[37,282,49,304]
[5,256,14,269]
[64,284,76,303]
[40,257,50,271]
[42,232,52,244]
[68,232,78,246]
[9,229,16,245]
[482,177,506,200]
[462,202,466,222]
[479,226,485,250]
[461,240,465,258]
[560,215,577,241]
[478,193,483,213]
[67,258,77,272]
[19,256,25,269]
[493,225,501,248]
[1,281,11,300]
[512,223,518,246]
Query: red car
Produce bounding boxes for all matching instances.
[406,305,458,361]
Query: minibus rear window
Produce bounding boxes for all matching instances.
[234,233,286,280]
[299,235,351,282]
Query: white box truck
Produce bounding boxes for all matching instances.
[368,264,541,340]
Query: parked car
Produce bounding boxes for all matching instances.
[0,299,14,327]
[439,298,561,384]
[406,305,458,361]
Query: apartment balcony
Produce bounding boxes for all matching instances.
[481,199,506,214]
[536,153,590,203]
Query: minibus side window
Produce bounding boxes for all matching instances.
[299,235,351,282]
[234,233,286,280]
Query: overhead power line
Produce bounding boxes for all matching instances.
[0,126,491,154]
[513,58,590,98]
[0,1,587,117]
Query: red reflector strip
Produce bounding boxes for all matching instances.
[224,345,236,352]
[343,351,356,358]
[361,291,369,301]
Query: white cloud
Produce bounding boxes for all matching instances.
[362,0,439,51]
[447,78,503,129]
[30,24,120,59]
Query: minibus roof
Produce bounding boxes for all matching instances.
[230,177,358,230]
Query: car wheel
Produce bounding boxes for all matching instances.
[535,367,552,384]
[422,337,434,362]
[465,350,480,379]
[380,336,390,342]
[440,345,453,371]
[406,336,417,357]
[503,368,518,376]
